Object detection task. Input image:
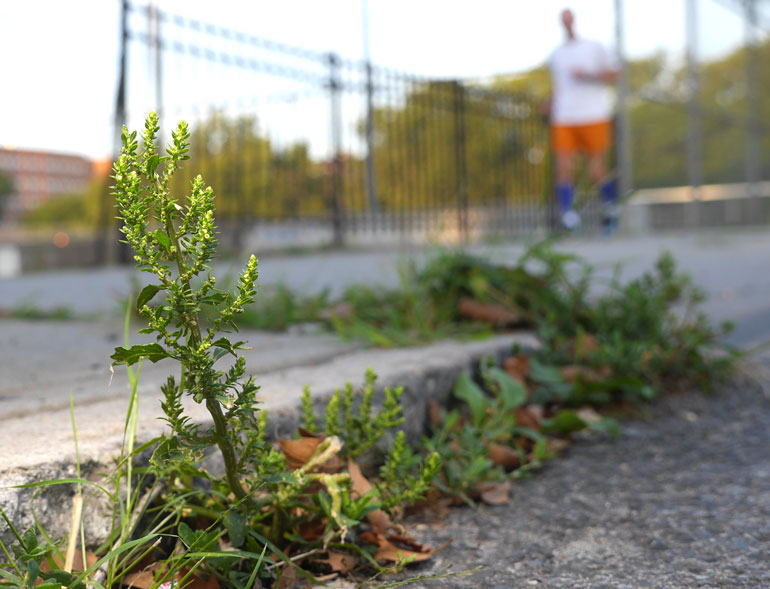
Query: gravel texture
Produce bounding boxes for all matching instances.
[388,365,770,588]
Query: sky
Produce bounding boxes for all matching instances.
[0,0,762,161]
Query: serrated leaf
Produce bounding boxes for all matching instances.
[136,284,162,311]
[111,343,170,365]
[177,522,195,549]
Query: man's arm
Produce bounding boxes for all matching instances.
[572,68,619,84]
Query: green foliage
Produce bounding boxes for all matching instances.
[319,369,405,459]
[111,112,263,504]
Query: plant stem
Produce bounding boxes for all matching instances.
[206,397,248,501]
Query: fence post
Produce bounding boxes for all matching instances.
[327,52,345,246]
[452,80,469,242]
[614,0,633,199]
[105,0,130,265]
[685,0,702,227]
[744,0,761,217]
[364,61,379,222]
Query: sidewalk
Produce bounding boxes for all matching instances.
[2,228,769,561]
[3,229,770,343]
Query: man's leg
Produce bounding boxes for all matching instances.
[586,121,619,234]
[588,153,619,233]
[555,152,580,229]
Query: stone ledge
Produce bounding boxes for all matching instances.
[0,332,538,549]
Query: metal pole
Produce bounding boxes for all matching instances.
[685,0,702,198]
[362,0,378,221]
[364,61,379,217]
[453,80,468,242]
[106,0,129,265]
[153,3,163,133]
[614,0,632,198]
[328,53,345,247]
[744,0,761,212]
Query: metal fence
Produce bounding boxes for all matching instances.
[115,0,551,249]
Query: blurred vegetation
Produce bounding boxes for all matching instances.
[21,40,770,230]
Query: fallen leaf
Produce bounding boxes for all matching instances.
[503,355,531,386]
[515,406,542,431]
[478,480,511,504]
[358,531,451,564]
[123,561,173,589]
[277,431,344,472]
[180,569,221,589]
[576,407,603,423]
[298,519,327,542]
[458,298,518,326]
[546,438,571,455]
[428,399,443,430]
[560,365,612,383]
[575,333,599,358]
[275,565,297,589]
[347,459,393,532]
[487,443,521,469]
[320,551,357,574]
[40,549,98,575]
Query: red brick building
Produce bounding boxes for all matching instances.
[0,147,100,221]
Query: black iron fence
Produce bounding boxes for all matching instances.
[115,1,552,248]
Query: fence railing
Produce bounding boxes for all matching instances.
[115,1,552,249]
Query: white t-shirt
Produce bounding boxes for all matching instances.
[549,38,617,125]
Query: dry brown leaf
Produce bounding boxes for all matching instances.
[575,333,599,358]
[546,438,571,455]
[275,564,298,589]
[123,561,173,589]
[515,406,542,431]
[277,431,344,472]
[320,551,357,574]
[503,354,530,382]
[298,519,326,542]
[487,443,521,469]
[560,365,612,383]
[478,480,511,504]
[180,569,221,589]
[458,298,518,326]
[428,399,443,430]
[576,407,603,423]
[347,459,393,532]
[40,548,98,575]
[359,531,450,564]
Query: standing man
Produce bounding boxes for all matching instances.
[548,8,620,232]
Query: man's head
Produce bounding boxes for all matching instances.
[560,8,576,39]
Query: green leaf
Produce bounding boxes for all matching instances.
[541,410,587,435]
[485,366,527,410]
[154,228,171,252]
[453,371,489,427]
[587,417,622,438]
[224,512,247,548]
[529,358,565,384]
[136,284,162,311]
[111,343,170,365]
[146,153,160,177]
[177,522,195,549]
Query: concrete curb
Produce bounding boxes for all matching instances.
[0,332,537,549]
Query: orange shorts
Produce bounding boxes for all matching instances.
[551,121,612,156]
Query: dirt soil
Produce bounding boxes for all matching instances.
[382,363,770,588]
